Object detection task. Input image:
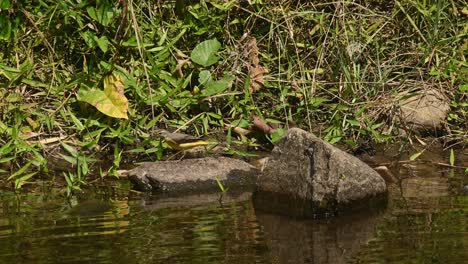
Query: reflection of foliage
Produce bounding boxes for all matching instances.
[125,199,261,263]
[355,195,468,263]
[0,189,131,261]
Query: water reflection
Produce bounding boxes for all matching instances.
[0,187,389,264]
[352,195,467,263]
[0,194,129,262]
[257,208,386,264]
[0,147,466,263]
[352,147,468,263]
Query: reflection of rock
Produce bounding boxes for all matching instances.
[256,208,386,264]
[138,191,252,210]
[399,89,449,135]
[129,157,258,192]
[68,200,111,216]
[401,177,450,198]
[255,128,387,217]
[391,176,457,216]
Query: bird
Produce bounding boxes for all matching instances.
[155,129,216,150]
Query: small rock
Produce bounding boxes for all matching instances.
[399,89,450,135]
[129,157,258,192]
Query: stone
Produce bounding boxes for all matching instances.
[399,89,450,135]
[129,157,258,192]
[254,128,387,217]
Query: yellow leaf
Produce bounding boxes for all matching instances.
[102,74,129,119]
[77,73,129,119]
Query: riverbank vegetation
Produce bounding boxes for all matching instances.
[0,0,466,191]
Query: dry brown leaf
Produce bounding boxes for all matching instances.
[173,50,191,77]
[248,65,268,93]
[38,135,67,145]
[176,50,189,58]
[241,36,268,93]
[225,123,252,136]
[232,126,251,136]
[252,115,275,135]
[243,37,260,67]
[174,59,190,77]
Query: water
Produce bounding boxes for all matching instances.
[0,148,466,263]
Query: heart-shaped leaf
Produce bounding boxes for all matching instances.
[198,70,212,85]
[191,39,221,67]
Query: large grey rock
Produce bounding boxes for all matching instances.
[129,157,258,192]
[399,89,450,135]
[254,128,387,217]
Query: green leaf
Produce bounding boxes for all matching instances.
[63,172,73,186]
[61,142,78,157]
[7,162,32,181]
[328,136,342,144]
[0,15,11,40]
[67,110,85,131]
[22,78,47,88]
[0,156,14,163]
[80,31,96,48]
[191,39,221,67]
[199,72,233,97]
[86,7,97,21]
[0,141,13,155]
[449,149,455,166]
[270,128,286,143]
[459,84,468,92]
[0,63,21,81]
[202,79,230,96]
[15,172,37,189]
[346,119,360,126]
[215,176,228,193]
[410,151,424,161]
[77,74,129,119]
[86,4,114,26]
[0,0,11,9]
[310,97,329,107]
[95,36,109,52]
[210,0,235,10]
[198,70,212,85]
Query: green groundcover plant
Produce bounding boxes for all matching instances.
[0,0,466,191]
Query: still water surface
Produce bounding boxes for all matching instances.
[0,149,466,263]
